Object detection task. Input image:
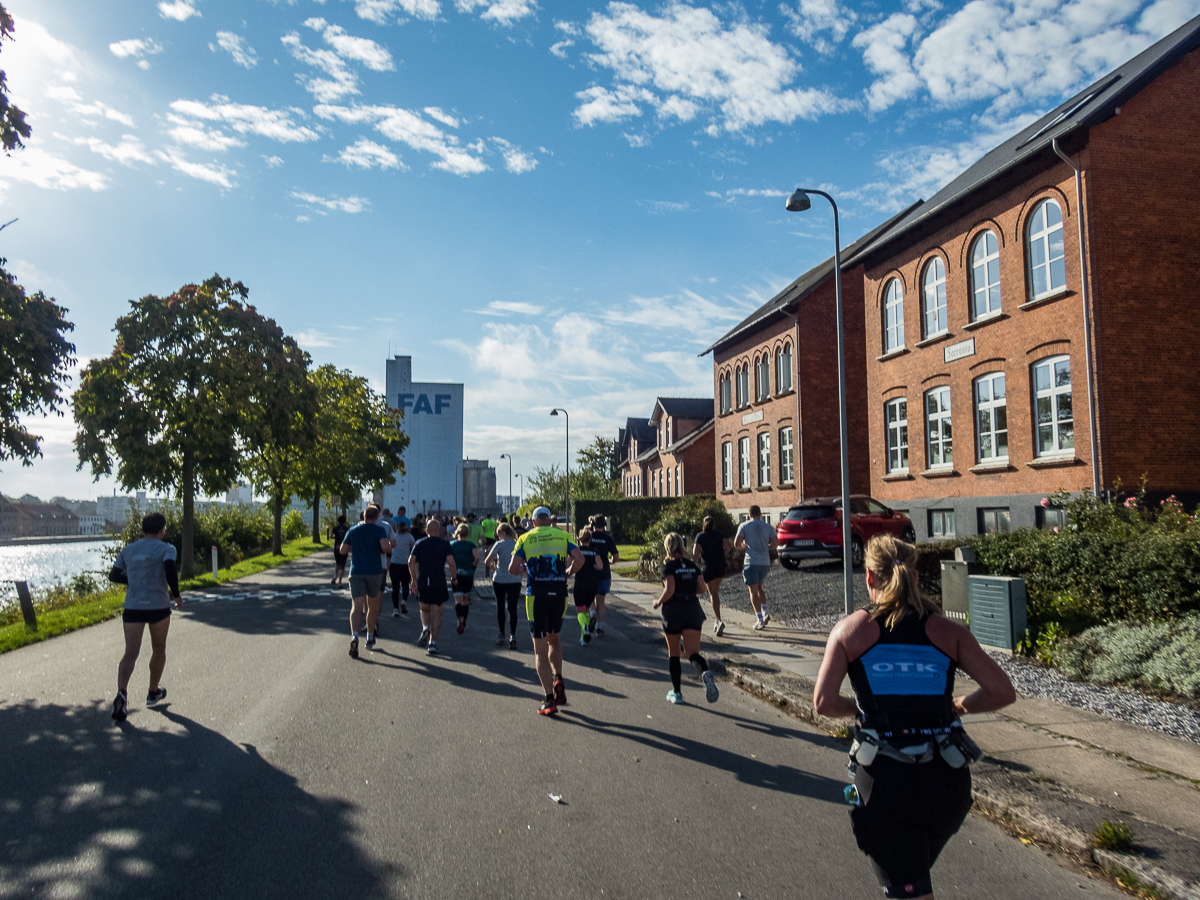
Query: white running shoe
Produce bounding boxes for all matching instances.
[761,612,771,626]
[666,689,684,704]
[702,671,719,703]
[752,618,765,631]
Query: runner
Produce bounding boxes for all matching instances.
[480,513,497,551]
[484,523,522,649]
[108,512,183,722]
[410,514,427,542]
[814,534,1015,900]
[734,505,778,630]
[587,514,619,636]
[337,504,392,657]
[466,513,484,549]
[330,514,349,588]
[377,509,398,627]
[652,532,719,705]
[692,516,731,636]
[450,524,481,636]
[508,506,584,716]
[390,522,415,616]
[394,506,411,529]
[408,518,457,656]
[572,526,604,646]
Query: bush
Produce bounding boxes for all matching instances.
[633,496,737,580]
[283,509,307,542]
[572,497,698,543]
[1053,613,1200,699]
[118,502,273,569]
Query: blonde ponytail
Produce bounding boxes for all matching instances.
[864,533,939,629]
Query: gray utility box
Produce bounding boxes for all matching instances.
[968,576,1027,653]
[939,547,984,624]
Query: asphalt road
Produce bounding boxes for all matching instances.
[0,554,1122,900]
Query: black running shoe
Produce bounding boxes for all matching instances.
[553,678,567,706]
[509,637,518,650]
[366,633,377,650]
[417,629,430,648]
[349,637,359,658]
[146,687,167,706]
[112,691,128,722]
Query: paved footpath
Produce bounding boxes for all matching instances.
[0,553,1123,899]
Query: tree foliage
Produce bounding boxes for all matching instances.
[577,435,619,484]
[0,260,75,465]
[0,5,30,153]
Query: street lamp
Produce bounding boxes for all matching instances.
[499,453,513,514]
[786,187,854,617]
[516,474,523,510]
[550,408,569,531]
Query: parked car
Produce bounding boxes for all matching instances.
[775,495,916,569]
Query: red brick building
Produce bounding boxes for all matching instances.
[618,399,714,497]
[847,16,1200,538]
[704,210,915,523]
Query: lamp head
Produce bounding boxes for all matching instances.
[785,189,811,212]
[550,409,558,417]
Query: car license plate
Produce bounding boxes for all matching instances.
[792,539,814,547]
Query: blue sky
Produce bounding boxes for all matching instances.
[2,0,1196,502]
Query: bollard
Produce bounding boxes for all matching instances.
[212,545,219,581]
[15,580,37,631]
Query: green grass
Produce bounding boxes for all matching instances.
[0,537,327,655]
[615,543,649,562]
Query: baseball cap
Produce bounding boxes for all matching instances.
[533,506,552,519]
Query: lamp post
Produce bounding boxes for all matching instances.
[550,408,570,531]
[516,474,523,510]
[499,453,513,514]
[786,187,854,617]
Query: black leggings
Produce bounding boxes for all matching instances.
[494,582,521,635]
[390,563,410,607]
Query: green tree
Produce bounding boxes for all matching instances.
[292,365,408,542]
[577,435,619,483]
[0,5,31,153]
[74,275,297,578]
[526,464,567,512]
[0,261,75,465]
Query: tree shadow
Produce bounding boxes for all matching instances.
[0,702,397,899]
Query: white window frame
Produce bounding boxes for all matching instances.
[720,373,732,415]
[1033,355,1073,457]
[1027,199,1066,300]
[776,344,793,393]
[676,463,682,494]
[779,426,794,484]
[925,386,952,469]
[971,230,1002,320]
[738,436,751,488]
[757,432,771,486]
[736,365,749,408]
[722,441,733,490]
[755,355,770,402]
[885,398,909,473]
[883,278,905,353]
[921,258,948,338]
[929,509,955,539]
[979,507,1012,534]
[974,372,1008,463]
[667,466,673,497]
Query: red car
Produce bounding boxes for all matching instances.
[775,495,916,569]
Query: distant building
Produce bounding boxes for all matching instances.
[619,399,715,499]
[96,492,155,524]
[0,496,17,538]
[14,503,77,537]
[76,515,107,535]
[496,494,520,514]
[225,484,254,504]
[462,460,498,515]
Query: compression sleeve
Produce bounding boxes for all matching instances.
[108,566,128,585]
[164,558,180,596]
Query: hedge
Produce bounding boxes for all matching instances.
[571,497,700,543]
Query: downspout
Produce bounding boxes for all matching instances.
[1052,137,1101,496]
[794,309,804,498]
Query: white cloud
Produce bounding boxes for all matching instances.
[622,131,649,147]
[314,103,491,176]
[781,0,857,54]
[156,147,236,188]
[454,0,537,25]
[263,155,284,167]
[291,190,371,213]
[472,300,545,316]
[109,38,165,62]
[707,187,789,201]
[72,135,156,166]
[550,39,575,58]
[48,86,137,128]
[305,18,394,70]
[329,137,405,169]
[0,147,108,192]
[851,13,921,112]
[213,32,258,68]
[637,199,689,214]
[555,20,581,35]
[294,329,348,348]
[423,107,459,127]
[159,1,201,21]
[166,114,246,151]
[604,289,754,339]
[491,137,537,173]
[578,2,848,133]
[349,0,440,23]
[1139,0,1200,37]
[283,20,394,102]
[169,96,322,142]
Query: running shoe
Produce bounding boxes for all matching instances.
[509,637,518,651]
[349,637,359,658]
[579,634,588,647]
[330,578,337,586]
[417,629,430,648]
[366,633,377,650]
[596,624,605,636]
[498,632,507,644]
[715,620,726,637]
[537,698,558,716]
[456,617,466,636]
[666,689,684,705]
[427,640,438,656]
[400,602,408,615]
[702,671,720,703]
[374,623,382,637]
[553,678,567,706]
[761,612,771,627]
[393,609,400,618]
[146,687,167,706]
[111,691,128,722]
[752,619,765,631]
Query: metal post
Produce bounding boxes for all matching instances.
[212,545,219,580]
[15,581,36,630]
[551,408,570,530]
[500,453,513,515]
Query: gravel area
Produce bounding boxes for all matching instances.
[714,558,868,622]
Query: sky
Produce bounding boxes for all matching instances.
[1,0,1196,504]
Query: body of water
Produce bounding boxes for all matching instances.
[0,539,118,605]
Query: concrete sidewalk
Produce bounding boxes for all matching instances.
[606,574,1200,900]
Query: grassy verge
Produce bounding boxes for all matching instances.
[0,538,327,655]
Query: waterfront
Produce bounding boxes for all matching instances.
[0,539,116,605]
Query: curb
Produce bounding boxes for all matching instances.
[713,660,1200,900]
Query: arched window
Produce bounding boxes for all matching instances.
[755,354,770,402]
[776,343,793,393]
[719,372,732,414]
[921,258,947,338]
[736,364,749,408]
[883,279,904,353]
[1027,199,1066,299]
[970,231,1001,319]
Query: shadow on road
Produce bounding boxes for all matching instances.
[0,702,397,899]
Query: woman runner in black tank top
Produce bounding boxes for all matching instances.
[652,533,719,705]
[814,534,1015,900]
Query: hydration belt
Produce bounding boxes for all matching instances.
[849,722,982,772]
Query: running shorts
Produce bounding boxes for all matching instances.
[660,596,706,635]
[454,575,474,596]
[742,564,770,586]
[418,587,449,606]
[703,562,727,581]
[348,573,386,598]
[123,607,171,624]
[526,588,568,638]
[597,578,611,595]
[573,579,598,610]
[334,551,348,567]
[850,756,972,899]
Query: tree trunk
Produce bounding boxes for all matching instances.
[181,448,195,579]
[311,487,322,543]
[272,486,284,556]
